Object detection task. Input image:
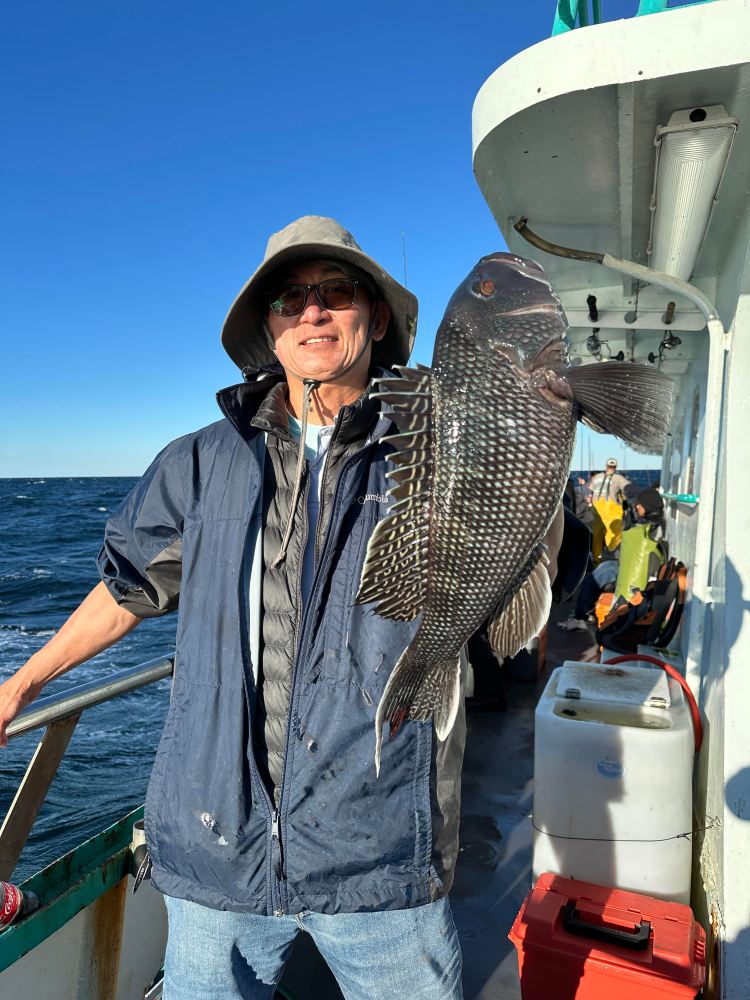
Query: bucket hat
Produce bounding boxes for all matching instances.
[222,215,418,373]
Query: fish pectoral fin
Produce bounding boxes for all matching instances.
[374,648,462,775]
[486,552,552,661]
[357,365,433,621]
[566,361,674,452]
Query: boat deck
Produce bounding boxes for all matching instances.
[280,601,598,999]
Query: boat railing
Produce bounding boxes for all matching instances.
[552,0,716,36]
[0,654,174,882]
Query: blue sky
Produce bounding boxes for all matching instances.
[2,0,651,477]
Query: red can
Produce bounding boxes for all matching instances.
[509,874,706,999]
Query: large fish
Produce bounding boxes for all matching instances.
[357,252,673,772]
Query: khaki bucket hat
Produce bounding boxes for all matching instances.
[221,215,418,373]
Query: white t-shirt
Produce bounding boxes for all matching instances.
[287,415,334,605]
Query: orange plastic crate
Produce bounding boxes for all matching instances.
[509,874,706,999]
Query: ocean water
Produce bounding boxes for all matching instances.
[0,477,176,882]
[0,470,659,884]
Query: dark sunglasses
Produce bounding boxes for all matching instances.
[268,278,365,317]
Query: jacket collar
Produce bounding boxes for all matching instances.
[216,364,390,446]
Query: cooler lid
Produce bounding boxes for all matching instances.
[557,662,671,709]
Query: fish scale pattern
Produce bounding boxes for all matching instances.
[414,318,575,666]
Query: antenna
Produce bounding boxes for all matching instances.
[401,230,408,288]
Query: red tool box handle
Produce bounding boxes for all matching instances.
[562,901,651,950]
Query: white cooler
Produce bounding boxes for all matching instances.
[532,660,694,903]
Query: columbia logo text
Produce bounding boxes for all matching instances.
[357,493,391,505]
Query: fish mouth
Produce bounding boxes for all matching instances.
[498,303,561,317]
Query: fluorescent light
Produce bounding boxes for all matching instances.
[647,105,737,281]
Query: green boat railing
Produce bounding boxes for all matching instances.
[552,0,717,35]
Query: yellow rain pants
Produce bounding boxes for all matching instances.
[591,498,623,563]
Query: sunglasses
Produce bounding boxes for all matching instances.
[268,278,365,317]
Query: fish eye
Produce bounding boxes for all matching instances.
[473,279,496,298]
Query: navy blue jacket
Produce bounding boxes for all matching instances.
[99,376,466,915]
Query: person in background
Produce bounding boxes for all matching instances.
[615,486,668,598]
[557,557,619,631]
[571,473,595,528]
[558,487,665,631]
[587,458,630,502]
[587,458,631,562]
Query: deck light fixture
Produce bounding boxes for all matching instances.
[647,105,737,281]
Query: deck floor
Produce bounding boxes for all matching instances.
[281,600,598,999]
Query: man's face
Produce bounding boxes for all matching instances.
[606,464,617,474]
[265,259,388,386]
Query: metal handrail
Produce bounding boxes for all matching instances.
[6,655,175,741]
[1,653,175,880]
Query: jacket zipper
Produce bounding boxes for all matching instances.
[271,810,285,916]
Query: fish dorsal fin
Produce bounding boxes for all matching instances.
[486,549,552,660]
[356,364,433,621]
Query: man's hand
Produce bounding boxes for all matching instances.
[0,582,141,747]
[0,672,44,748]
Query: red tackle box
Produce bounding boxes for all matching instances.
[509,874,706,999]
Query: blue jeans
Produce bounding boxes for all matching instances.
[163,894,464,999]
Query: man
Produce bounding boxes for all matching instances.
[558,486,666,631]
[587,458,630,502]
[586,458,631,562]
[0,217,465,999]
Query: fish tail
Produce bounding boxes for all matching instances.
[374,649,461,775]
